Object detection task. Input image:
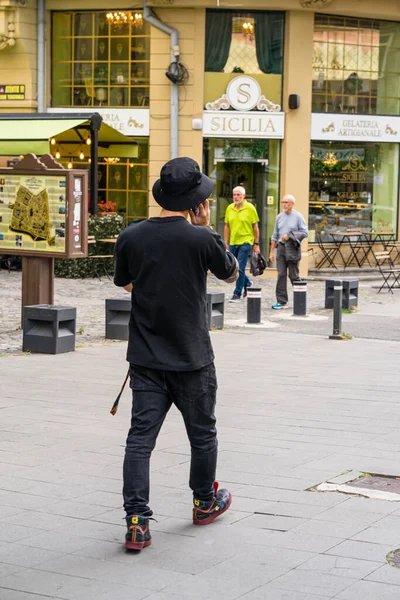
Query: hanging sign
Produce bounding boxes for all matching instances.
[203,75,284,139]
[48,107,149,137]
[311,114,400,143]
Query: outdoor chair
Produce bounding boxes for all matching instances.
[375,251,400,294]
[87,235,114,280]
[386,241,400,265]
[314,231,339,269]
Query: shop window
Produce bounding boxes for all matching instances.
[52,11,150,108]
[57,140,149,224]
[312,14,400,116]
[204,10,284,109]
[205,10,284,75]
[309,141,399,241]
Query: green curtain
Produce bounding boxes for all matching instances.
[205,12,232,72]
[254,12,284,74]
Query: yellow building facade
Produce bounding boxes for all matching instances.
[0,0,399,271]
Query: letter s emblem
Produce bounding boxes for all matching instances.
[237,83,251,104]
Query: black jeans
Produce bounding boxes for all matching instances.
[123,362,218,516]
[276,243,300,305]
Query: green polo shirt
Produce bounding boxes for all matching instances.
[225,200,259,246]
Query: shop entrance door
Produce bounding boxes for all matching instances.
[204,139,280,258]
[205,150,278,258]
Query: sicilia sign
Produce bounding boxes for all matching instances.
[203,76,285,139]
[311,114,400,143]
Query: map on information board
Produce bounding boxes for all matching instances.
[0,174,67,253]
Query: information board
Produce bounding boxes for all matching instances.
[0,173,67,254]
[0,154,88,258]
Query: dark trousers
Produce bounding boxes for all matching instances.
[229,243,252,297]
[123,363,218,516]
[276,243,300,305]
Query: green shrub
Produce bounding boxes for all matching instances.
[54,214,124,279]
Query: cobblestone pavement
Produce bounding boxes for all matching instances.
[2,330,400,599]
[1,269,400,355]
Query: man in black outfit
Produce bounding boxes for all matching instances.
[114,157,238,550]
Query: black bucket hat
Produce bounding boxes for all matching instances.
[152,157,214,211]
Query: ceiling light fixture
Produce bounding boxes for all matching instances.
[322,152,338,167]
[242,21,254,41]
[106,11,143,28]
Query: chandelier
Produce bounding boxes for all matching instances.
[104,157,120,164]
[242,21,254,41]
[106,12,143,28]
[322,152,338,167]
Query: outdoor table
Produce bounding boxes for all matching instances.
[327,231,367,268]
[360,231,396,267]
[327,231,396,268]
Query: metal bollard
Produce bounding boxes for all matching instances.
[329,280,343,340]
[293,280,307,316]
[247,287,262,324]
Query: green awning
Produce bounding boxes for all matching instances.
[0,141,50,155]
[0,118,136,156]
[0,119,88,141]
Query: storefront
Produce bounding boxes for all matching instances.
[202,9,285,257]
[49,9,150,223]
[308,14,400,248]
[1,1,400,271]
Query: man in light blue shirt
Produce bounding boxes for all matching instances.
[269,194,308,309]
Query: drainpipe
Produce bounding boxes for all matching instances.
[143,0,179,159]
[37,0,45,112]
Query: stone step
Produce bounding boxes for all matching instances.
[308,267,381,282]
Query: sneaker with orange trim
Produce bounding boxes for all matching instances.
[193,482,232,526]
[125,515,152,550]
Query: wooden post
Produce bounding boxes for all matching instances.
[21,256,54,327]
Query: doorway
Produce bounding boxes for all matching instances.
[203,138,280,257]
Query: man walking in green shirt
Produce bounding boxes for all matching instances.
[224,186,260,302]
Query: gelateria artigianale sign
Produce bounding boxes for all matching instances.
[203,75,285,139]
[312,114,400,143]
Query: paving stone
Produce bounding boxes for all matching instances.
[335,580,400,599]
[74,491,123,509]
[162,563,288,600]
[0,492,58,511]
[0,544,63,568]
[326,539,390,563]
[296,554,382,579]
[0,562,25,578]
[232,513,306,531]
[365,564,400,586]
[19,531,94,553]
[2,511,84,532]
[36,500,115,519]
[267,569,357,597]
[351,526,400,546]
[0,590,57,600]
[0,570,97,599]
[0,523,46,543]
[239,586,329,600]
[291,518,369,539]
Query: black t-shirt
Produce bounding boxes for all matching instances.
[114,217,236,371]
